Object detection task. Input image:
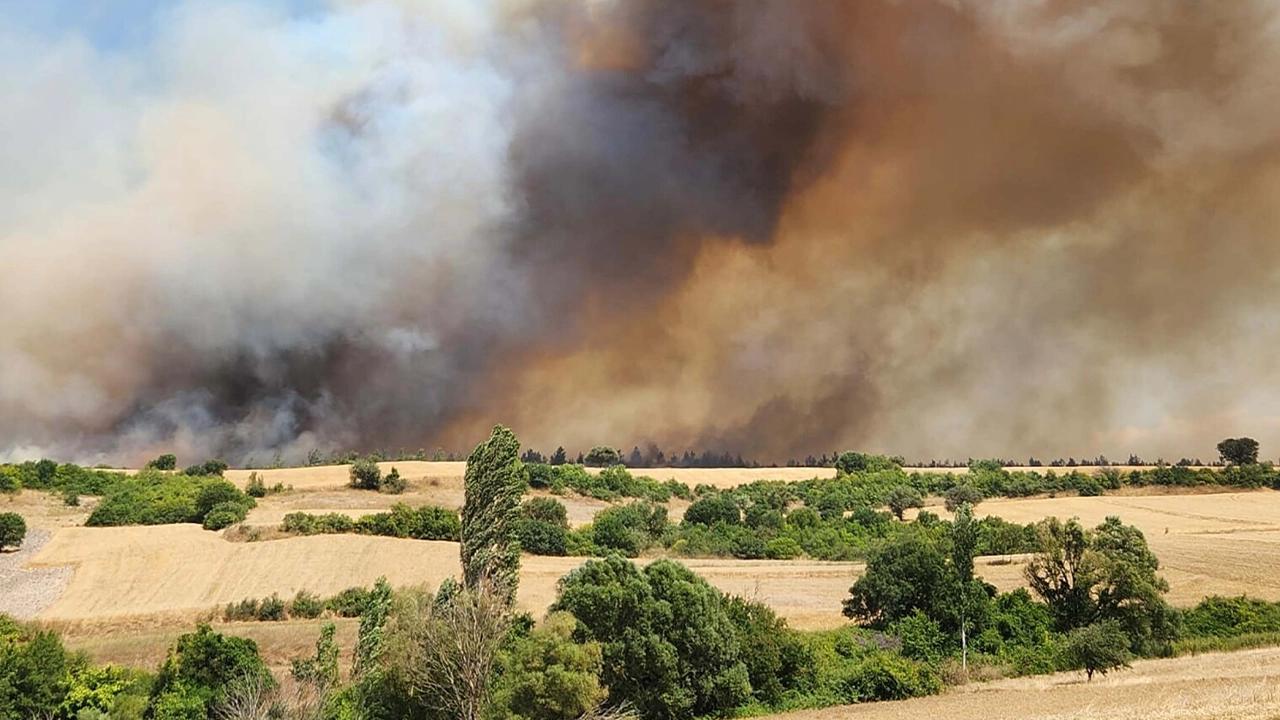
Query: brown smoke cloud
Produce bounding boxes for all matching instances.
[3,0,1280,464]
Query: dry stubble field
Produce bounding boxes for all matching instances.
[6,463,1280,716]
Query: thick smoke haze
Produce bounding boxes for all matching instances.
[2,0,1279,465]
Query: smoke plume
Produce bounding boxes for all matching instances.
[3,0,1280,464]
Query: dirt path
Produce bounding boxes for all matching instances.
[0,529,72,619]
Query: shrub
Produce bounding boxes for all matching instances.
[256,594,286,621]
[515,517,568,556]
[889,611,949,665]
[591,502,667,557]
[146,624,271,716]
[245,472,267,498]
[290,590,325,619]
[583,446,622,467]
[489,612,607,720]
[194,480,251,518]
[683,494,741,526]
[522,497,569,527]
[835,651,941,702]
[943,485,983,512]
[885,486,924,520]
[201,501,247,530]
[349,459,381,490]
[0,469,19,498]
[0,512,26,552]
[553,557,756,719]
[146,454,177,471]
[765,536,803,560]
[379,467,407,494]
[1180,595,1280,638]
[327,586,373,617]
[1062,620,1131,680]
[223,597,259,622]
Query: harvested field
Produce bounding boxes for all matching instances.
[26,525,862,630]
[763,646,1280,720]
[959,491,1280,604]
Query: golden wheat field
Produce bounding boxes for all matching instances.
[7,461,1280,712]
[763,646,1280,720]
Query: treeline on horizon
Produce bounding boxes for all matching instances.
[286,441,1252,471]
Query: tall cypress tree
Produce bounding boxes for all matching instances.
[460,425,525,605]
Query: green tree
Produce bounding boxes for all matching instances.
[0,513,26,552]
[682,494,740,526]
[461,426,525,604]
[885,486,923,520]
[1217,437,1260,465]
[553,557,753,720]
[949,503,985,670]
[147,454,177,471]
[834,452,899,474]
[1025,517,1173,654]
[0,470,19,500]
[943,485,983,512]
[489,612,607,720]
[844,532,954,628]
[582,447,622,467]
[145,624,271,718]
[550,447,567,466]
[1062,620,1131,680]
[349,459,383,490]
[291,622,340,696]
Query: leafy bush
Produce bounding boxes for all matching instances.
[349,459,382,490]
[0,513,26,552]
[200,501,247,530]
[223,597,259,622]
[327,586,373,617]
[256,593,286,621]
[146,454,177,471]
[379,467,407,494]
[1180,595,1280,638]
[943,485,983,512]
[591,502,667,557]
[890,611,949,665]
[87,472,253,530]
[583,446,622,467]
[834,651,941,701]
[765,536,803,560]
[683,494,741,526]
[245,472,267,498]
[554,557,758,719]
[146,624,271,716]
[282,505,460,541]
[489,612,607,720]
[182,459,227,477]
[289,590,326,619]
[885,486,924,520]
[1061,620,1131,680]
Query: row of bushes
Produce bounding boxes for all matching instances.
[526,462,692,502]
[223,585,379,622]
[0,460,127,497]
[281,503,460,540]
[86,471,256,530]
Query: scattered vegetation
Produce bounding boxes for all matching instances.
[281,504,461,541]
[85,470,256,530]
[0,512,25,552]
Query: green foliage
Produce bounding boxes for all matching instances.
[0,620,77,719]
[462,426,525,603]
[489,612,607,720]
[890,611,949,665]
[291,623,340,692]
[834,453,900,475]
[1217,437,1260,465]
[290,590,326,619]
[200,501,247,530]
[282,505,460,541]
[1062,620,1131,680]
[721,596,814,706]
[884,486,923,520]
[1180,595,1280,638]
[257,594,286,621]
[87,472,253,530]
[0,470,18,498]
[61,664,150,719]
[582,447,622,467]
[764,536,803,560]
[146,624,270,718]
[553,557,756,720]
[181,460,227,477]
[328,586,374,618]
[244,472,267,498]
[1025,516,1175,655]
[380,467,407,494]
[844,531,956,628]
[590,502,666,557]
[943,484,983,512]
[349,459,382,490]
[0,513,26,552]
[146,454,177,471]
[682,494,740,526]
[515,499,570,557]
[834,651,941,701]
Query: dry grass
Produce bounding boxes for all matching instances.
[763,646,1280,720]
